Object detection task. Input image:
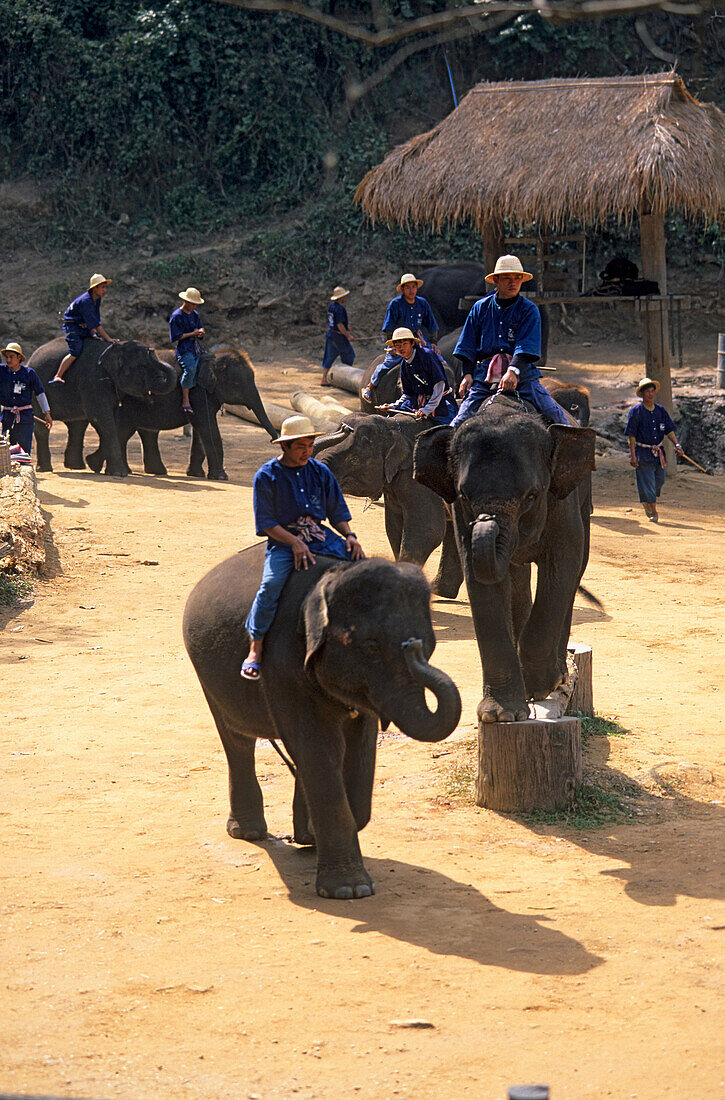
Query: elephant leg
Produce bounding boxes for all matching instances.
[510,561,533,645]
[431,514,463,600]
[138,429,167,476]
[189,394,227,481]
[342,715,377,832]
[92,411,127,477]
[34,421,52,472]
[519,530,585,701]
[187,427,206,479]
[292,776,314,846]
[290,727,374,900]
[384,499,403,560]
[64,421,88,470]
[206,694,267,840]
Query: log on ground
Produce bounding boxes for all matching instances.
[0,466,46,574]
[476,715,582,813]
[291,392,346,432]
[328,364,365,395]
[224,401,292,431]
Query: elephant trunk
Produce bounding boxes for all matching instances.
[470,514,515,584]
[313,427,350,456]
[381,638,461,742]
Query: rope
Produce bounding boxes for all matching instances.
[268,738,297,778]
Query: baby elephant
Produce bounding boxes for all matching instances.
[183,550,461,900]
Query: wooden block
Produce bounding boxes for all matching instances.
[567,644,593,717]
[476,716,582,813]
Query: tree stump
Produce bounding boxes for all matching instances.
[476,716,582,813]
[566,644,594,717]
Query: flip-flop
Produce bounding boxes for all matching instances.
[240,658,261,681]
[361,388,372,402]
[320,380,332,388]
[182,405,194,416]
[49,378,65,384]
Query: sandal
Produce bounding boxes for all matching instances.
[182,405,194,416]
[361,387,372,402]
[240,658,261,681]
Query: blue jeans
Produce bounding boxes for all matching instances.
[245,536,349,640]
[322,333,355,372]
[177,348,199,389]
[451,377,570,428]
[635,463,666,503]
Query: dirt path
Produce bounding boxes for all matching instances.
[3,344,724,1100]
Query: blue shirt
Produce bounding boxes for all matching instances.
[169,306,204,363]
[625,402,676,465]
[382,295,438,339]
[454,293,541,382]
[63,290,102,331]
[253,457,352,552]
[399,345,447,401]
[0,364,45,422]
[327,300,349,336]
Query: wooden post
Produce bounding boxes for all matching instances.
[566,644,594,717]
[482,219,505,275]
[476,716,582,812]
[639,210,673,409]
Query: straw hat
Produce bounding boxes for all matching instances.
[89,273,111,289]
[330,286,350,301]
[272,415,324,445]
[636,376,660,396]
[485,255,533,283]
[2,341,24,361]
[396,273,423,291]
[385,327,420,349]
[179,287,205,305]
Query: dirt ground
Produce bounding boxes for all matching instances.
[2,334,724,1100]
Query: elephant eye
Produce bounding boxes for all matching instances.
[524,490,539,505]
[360,640,383,657]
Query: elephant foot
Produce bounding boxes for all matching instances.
[64,458,86,471]
[227,814,268,842]
[85,453,104,473]
[316,863,375,901]
[477,694,530,725]
[104,469,128,478]
[294,825,315,847]
[523,660,566,702]
[36,462,53,473]
[144,464,168,476]
[207,470,229,482]
[186,467,205,479]
[431,578,462,600]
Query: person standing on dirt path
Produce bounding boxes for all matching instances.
[626,377,683,523]
[169,287,207,416]
[362,273,440,402]
[1,342,52,454]
[52,274,118,383]
[240,415,365,682]
[321,286,354,388]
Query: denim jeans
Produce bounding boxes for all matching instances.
[177,347,199,389]
[451,377,569,428]
[322,333,355,372]
[635,463,666,503]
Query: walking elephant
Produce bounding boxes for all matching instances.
[418,263,488,334]
[313,413,462,599]
[542,379,590,427]
[83,347,276,480]
[414,398,596,723]
[28,338,177,477]
[183,551,461,899]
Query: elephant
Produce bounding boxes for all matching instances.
[28,337,177,477]
[413,397,596,723]
[183,551,461,899]
[313,412,462,599]
[83,347,276,480]
[542,379,591,427]
[418,263,488,334]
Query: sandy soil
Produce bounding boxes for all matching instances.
[2,339,724,1100]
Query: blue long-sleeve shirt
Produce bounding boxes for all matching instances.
[252,457,351,552]
[454,292,541,383]
[326,300,349,335]
[62,290,102,331]
[169,306,205,364]
[625,402,676,465]
[0,364,45,423]
[381,295,438,340]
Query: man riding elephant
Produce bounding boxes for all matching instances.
[361,273,440,403]
[452,256,568,427]
[375,328,457,426]
[169,286,207,415]
[52,273,119,383]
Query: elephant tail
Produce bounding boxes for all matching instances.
[577,584,604,610]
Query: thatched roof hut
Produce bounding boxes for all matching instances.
[355,73,725,231]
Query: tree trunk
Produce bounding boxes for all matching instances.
[476,715,582,812]
[566,644,593,717]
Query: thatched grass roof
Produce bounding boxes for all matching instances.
[355,74,725,231]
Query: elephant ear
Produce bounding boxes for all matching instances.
[98,342,123,377]
[413,425,456,503]
[548,424,596,500]
[197,353,217,393]
[299,568,346,672]
[383,429,411,483]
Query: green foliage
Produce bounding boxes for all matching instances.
[0,572,33,606]
[520,777,639,830]
[579,713,630,741]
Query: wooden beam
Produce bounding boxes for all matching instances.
[481,219,505,275]
[639,210,674,413]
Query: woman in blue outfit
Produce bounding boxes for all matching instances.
[321,286,355,387]
[169,286,207,415]
[53,273,117,383]
[241,415,366,681]
[626,377,683,522]
[451,256,568,427]
[0,342,52,454]
[362,273,440,401]
[375,328,457,425]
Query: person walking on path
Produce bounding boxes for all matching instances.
[375,328,457,425]
[53,274,118,383]
[321,286,354,387]
[450,255,568,427]
[0,342,52,454]
[626,377,683,522]
[362,273,440,402]
[169,287,207,415]
[240,415,365,681]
